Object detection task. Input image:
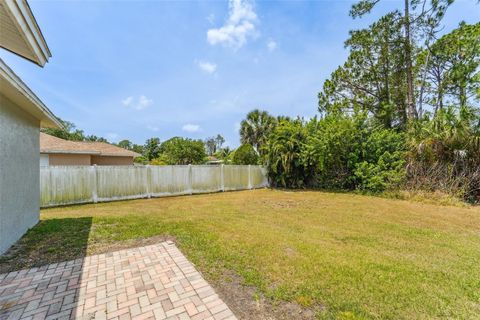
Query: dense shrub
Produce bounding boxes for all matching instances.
[406,106,480,201]
[302,114,364,189]
[260,106,479,201]
[353,127,406,191]
[265,113,406,192]
[231,144,259,165]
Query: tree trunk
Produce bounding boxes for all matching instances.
[459,85,467,108]
[436,73,443,115]
[404,0,418,120]
[417,50,430,118]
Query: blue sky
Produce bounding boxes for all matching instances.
[1,0,478,147]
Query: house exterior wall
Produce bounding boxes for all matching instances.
[48,154,91,166]
[91,156,134,166]
[0,93,40,254]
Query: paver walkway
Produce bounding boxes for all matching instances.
[0,242,236,320]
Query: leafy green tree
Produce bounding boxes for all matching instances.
[215,147,232,161]
[85,135,108,142]
[204,134,225,155]
[438,22,479,109]
[144,138,161,161]
[231,144,259,165]
[349,0,455,120]
[319,12,408,128]
[134,156,148,165]
[215,134,225,151]
[41,117,111,142]
[41,118,87,141]
[266,1,478,200]
[131,144,144,155]
[158,137,207,165]
[418,22,480,113]
[240,109,276,156]
[204,137,216,156]
[117,139,133,150]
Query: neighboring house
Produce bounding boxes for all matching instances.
[40,133,141,166]
[0,1,62,253]
[206,155,223,165]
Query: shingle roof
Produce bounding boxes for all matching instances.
[40,133,141,158]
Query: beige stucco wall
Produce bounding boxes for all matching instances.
[0,93,40,254]
[91,156,134,166]
[45,155,133,166]
[48,154,92,166]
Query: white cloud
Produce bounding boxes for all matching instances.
[182,124,201,133]
[197,61,217,74]
[267,39,277,52]
[147,125,160,132]
[122,96,133,107]
[207,13,215,24]
[138,95,153,109]
[121,95,153,110]
[207,0,258,49]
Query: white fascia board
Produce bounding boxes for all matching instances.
[41,151,102,155]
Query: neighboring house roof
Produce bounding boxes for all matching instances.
[206,156,223,164]
[0,0,51,66]
[0,59,61,128]
[40,133,142,158]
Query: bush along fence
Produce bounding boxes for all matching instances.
[40,165,268,207]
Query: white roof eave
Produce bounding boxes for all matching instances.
[1,0,51,67]
[0,58,61,128]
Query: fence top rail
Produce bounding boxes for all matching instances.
[42,164,266,169]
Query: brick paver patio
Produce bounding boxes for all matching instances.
[0,242,236,320]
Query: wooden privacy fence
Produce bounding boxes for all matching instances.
[40,165,268,207]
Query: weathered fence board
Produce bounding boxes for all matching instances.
[40,165,268,207]
[149,165,190,197]
[224,165,250,191]
[191,165,222,193]
[40,166,94,206]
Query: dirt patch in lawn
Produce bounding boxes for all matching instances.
[210,270,319,320]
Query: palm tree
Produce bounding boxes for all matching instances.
[409,105,480,163]
[239,109,276,156]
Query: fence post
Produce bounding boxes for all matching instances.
[188,164,193,194]
[248,165,252,190]
[91,165,98,203]
[145,165,151,198]
[220,164,225,192]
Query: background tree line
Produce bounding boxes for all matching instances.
[42,118,259,166]
[42,119,110,143]
[237,1,480,202]
[42,0,478,201]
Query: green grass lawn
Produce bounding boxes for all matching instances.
[2,189,480,319]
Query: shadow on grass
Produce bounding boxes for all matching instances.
[0,217,92,274]
[0,217,95,319]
